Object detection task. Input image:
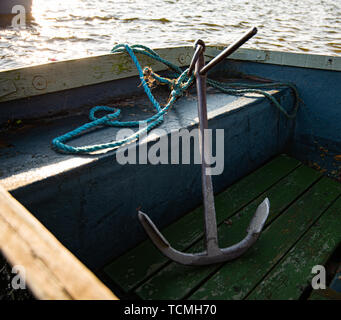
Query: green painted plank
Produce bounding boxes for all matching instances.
[135,164,321,300]
[247,196,341,300]
[309,288,341,300]
[186,177,341,300]
[104,155,300,291]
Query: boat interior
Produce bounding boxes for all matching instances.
[0,48,341,299]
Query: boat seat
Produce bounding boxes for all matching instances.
[0,84,295,269]
[0,85,292,191]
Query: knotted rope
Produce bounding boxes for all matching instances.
[52,44,299,154]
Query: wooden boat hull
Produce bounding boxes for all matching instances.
[0,46,340,299]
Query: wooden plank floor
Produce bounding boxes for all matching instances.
[103,154,341,300]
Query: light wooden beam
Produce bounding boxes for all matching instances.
[0,47,194,103]
[0,185,118,300]
[1,46,340,104]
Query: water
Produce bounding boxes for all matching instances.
[0,0,340,70]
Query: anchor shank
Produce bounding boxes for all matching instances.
[138,30,269,266]
[195,45,220,255]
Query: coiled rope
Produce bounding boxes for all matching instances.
[52,44,299,154]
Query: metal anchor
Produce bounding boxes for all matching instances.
[138,27,270,266]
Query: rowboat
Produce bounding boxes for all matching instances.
[0,34,341,300]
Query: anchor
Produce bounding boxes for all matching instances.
[138,27,270,266]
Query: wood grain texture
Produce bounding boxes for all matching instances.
[1,46,340,103]
[247,196,341,300]
[187,177,340,300]
[0,185,117,300]
[205,47,341,72]
[0,47,194,103]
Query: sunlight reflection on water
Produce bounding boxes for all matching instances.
[0,0,340,70]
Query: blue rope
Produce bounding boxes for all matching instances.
[52,44,299,154]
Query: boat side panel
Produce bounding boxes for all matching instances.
[0,76,143,125]
[0,47,193,104]
[8,88,295,269]
[221,60,341,177]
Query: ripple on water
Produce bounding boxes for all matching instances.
[0,0,340,70]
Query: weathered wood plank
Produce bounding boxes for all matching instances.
[205,47,341,72]
[247,196,341,300]
[135,164,322,300]
[185,177,341,300]
[104,155,300,292]
[0,47,194,103]
[1,46,340,104]
[0,185,117,300]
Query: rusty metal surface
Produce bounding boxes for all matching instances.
[139,31,270,266]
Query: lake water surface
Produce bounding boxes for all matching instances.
[0,0,340,70]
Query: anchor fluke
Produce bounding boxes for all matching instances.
[138,198,270,266]
[138,211,170,249]
[247,197,270,234]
